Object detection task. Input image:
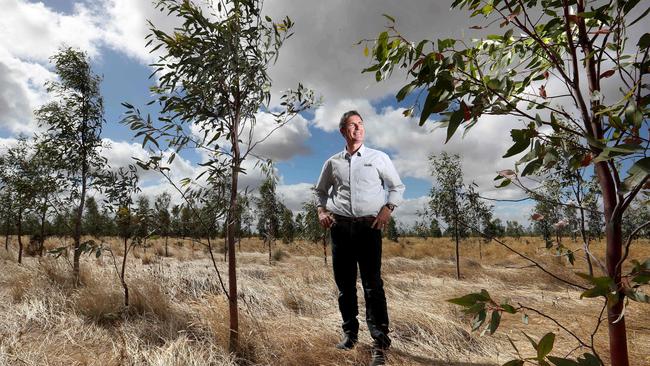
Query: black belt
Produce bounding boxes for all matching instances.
[333,214,376,225]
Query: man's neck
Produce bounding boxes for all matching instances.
[346,142,363,155]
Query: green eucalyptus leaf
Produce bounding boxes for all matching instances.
[503,129,531,158]
[446,110,464,143]
[548,356,580,366]
[502,360,524,366]
[622,157,650,192]
[488,310,501,334]
[537,332,555,360]
[638,33,650,50]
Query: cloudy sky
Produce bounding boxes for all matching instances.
[0,0,544,228]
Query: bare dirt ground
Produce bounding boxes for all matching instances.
[0,236,648,366]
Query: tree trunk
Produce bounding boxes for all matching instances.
[165,235,169,257]
[572,3,630,360]
[223,224,228,262]
[227,114,241,353]
[73,170,87,286]
[595,162,629,366]
[39,206,46,257]
[454,220,460,280]
[17,211,23,264]
[121,236,129,307]
[4,232,8,251]
[575,182,593,276]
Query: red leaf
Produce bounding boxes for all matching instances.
[589,28,611,35]
[507,12,519,21]
[567,15,580,24]
[539,85,547,99]
[498,169,516,179]
[461,101,471,121]
[624,137,642,145]
[543,71,549,79]
[435,52,444,61]
[531,213,544,221]
[599,69,615,79]
[411,57,425,70]
[580,154,593,167]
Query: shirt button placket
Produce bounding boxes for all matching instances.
[348,154,353,217]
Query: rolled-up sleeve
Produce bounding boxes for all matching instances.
[380,153,405,207]
[315,159,333,208]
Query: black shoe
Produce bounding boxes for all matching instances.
[335,334,357,350]
[369,347,386,366]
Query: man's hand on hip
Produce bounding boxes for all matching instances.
[318,207,335,229]
[372,206,392,230]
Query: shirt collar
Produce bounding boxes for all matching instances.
[343,144,365,158]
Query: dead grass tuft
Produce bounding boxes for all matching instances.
[75,274,123,324]
[272,248,290,262]
[2,268,32,303]
[141,252,157,265]
[198,296,260,364]
[39,257,77,289]
[280,287,312,315]
[1,248,16,262]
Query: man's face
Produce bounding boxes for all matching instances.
[340,114,365,145]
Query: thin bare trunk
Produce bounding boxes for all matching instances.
[575,181,593,276]
[121,236,129,307]
[17,211,23,264]
[164,235,169,257]
[73,169,87,286]
[223,224,228,262]
[595,162,628,366]
[227,111,241,353]
[39,207,46,257]
[454,220,460,280]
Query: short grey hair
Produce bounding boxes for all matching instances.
[339,110,363,130]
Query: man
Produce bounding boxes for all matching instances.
[315,110,405,366]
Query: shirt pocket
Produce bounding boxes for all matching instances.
[356,164,380,186]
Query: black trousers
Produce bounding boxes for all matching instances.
[331,215,391,349]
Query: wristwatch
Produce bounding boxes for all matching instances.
[384,203,396,212]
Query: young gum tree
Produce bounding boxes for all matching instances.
[0,139,39,263]
[135,195,153,253]
[36,47,107,286]
[154,192,172,257]
[256,170,281,263]
[31,141,63,256]
[301,197,329,265]
[363,1,649,364]
[429,152,492,279]
[0,189,12,251]
[100,166,141,307]
[122,0,315,351]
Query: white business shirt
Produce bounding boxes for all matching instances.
[315,144,405,217]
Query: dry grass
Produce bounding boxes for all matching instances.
[0,235,649,365]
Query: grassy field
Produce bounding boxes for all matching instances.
[0,235,649,366]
